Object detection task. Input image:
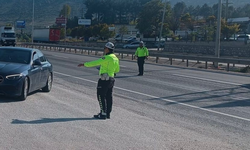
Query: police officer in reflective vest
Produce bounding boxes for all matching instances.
[78,42,120,119]
[135,41,149,76]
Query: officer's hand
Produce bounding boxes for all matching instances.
[78,63,84,67]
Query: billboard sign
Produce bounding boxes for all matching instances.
[78,19,91,25]
[109,27,115,31]
[56,17,67,24]
[16,21,25,28]
[49,29,61,42]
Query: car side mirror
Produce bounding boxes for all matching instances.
[33,59,42,66]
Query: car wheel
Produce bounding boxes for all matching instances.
[42,73,52,92]
[19,77,29,101]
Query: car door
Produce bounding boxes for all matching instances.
[37,50,50,88]
[29,51,42,92]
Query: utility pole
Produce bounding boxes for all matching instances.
[223,0,232,20]
[157,0,167,51]
[64,5,67,43]
[225,0,228,20]
[31,0,34,44]
[215,0,222,67]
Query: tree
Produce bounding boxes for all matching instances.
[173,2,187,19]
[67,16,79,29]
[118,25,128,41]
[193,5,201,20]
[221,19,240,40]
[59,4,71,18]
[99,24,115,40]
[84,0,153,25]
[199,4,212,18]
[136,0,170,38]
[168,2,187,35]
[206,15,216,26]
[180,13,195,31]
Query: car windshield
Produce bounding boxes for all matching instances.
[0,49,31,64]
[2,33,15,38]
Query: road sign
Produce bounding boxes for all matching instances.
[16,21,25,28]
[78,19,91,25]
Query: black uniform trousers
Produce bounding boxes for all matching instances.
[137,56,146,75]
[97,78,115,115]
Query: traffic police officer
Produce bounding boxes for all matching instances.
[78,42,120,119]
[135,41,149,76]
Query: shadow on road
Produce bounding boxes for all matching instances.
[241,84,250,89]
[0,90,49,103]
[148,84,250,108]
[0,96,21,103]
[11,117,98,124]
[115,75,138,79]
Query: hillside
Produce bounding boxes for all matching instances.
[170,0,249,6]
[0,0,248,32]
[0,0,85,30]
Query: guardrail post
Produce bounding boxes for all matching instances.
[132,54,134,60]
[156,57,159,63]
[121,53,124,59]
[186,59,189,67]
[227,63,230,72]
[88,50,90,55]
[205,61,208,69]
[170,58,173,65]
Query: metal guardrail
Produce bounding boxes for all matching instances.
[17,43,250,72]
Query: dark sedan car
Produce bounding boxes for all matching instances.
[0,47,53,100]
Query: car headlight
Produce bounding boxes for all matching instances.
[6,74,23,80]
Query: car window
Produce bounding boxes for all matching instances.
[36,50,47,62]
[0,49,31,64]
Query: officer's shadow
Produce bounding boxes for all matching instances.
[115,75,138,79]
[11,117,98,124]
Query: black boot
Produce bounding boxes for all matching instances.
[93,113,106,120]
[106,113,110,119]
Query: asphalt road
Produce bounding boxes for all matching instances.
[0,49,250,150]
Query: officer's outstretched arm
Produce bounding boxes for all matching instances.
[84,58,106,67]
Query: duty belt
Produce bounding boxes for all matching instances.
[100,73,110,80]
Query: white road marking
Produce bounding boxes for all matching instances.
[173,74,243,86]
[54,71,250,122]
[120,65,126,67]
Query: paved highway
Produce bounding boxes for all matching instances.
[0,49,250,150]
